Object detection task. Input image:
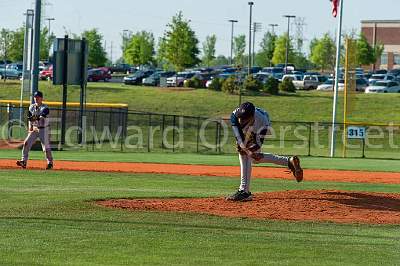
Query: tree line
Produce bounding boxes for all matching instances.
[0,11,383,71]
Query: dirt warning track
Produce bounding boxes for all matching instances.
[0,159,399,184]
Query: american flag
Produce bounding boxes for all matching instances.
[331,0,339,17]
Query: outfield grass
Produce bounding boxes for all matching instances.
[1,80,400,123]
[1,150,400,172]
[0,169,399,265]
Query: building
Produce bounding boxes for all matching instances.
[361,20,400,70]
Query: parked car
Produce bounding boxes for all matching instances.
[275,63,296,72]
[388,69,400,77]
[300,75,328,90]
[368,74,394,84]
[39,65,53,80]
[166,72,195,87]
[254,73,272,84]
[365,81,400,93]
[191,73,214,87]
[87,68,112,82]
[123,70,154,85]
[142,71,176,86]
[0,63,23,80]
[260,67,284,79]
[282,74,303,88]
[109,64,131,74]
[317,79,334,91]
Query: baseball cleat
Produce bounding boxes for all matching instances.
[289,156,303,182]
[46,162,53,170]
[16,160,27,169]
[226,190,253,202]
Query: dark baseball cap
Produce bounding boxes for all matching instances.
[236,102,255,120]
[33,91,43,98]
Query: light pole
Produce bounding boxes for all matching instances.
[268,23,278,34]
[45,18,55,61]
[228,19,238,66]
[122,29,130,51]
[248,2,254,74]
[252,22,262,67]
[283,15,295,74]
[45,18,55,39]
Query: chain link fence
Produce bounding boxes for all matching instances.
[1,104,399,159]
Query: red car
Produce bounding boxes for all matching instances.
[87,68,112,82]
[39,65,53,80]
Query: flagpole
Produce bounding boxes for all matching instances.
[330,0,344,157]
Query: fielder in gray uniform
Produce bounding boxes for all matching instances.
[16,91,54,170]
[226,102,303,201]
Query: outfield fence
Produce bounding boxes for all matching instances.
[1,104,400,160]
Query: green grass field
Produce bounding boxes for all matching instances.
[1,80,400,123]
[0,168,399,265]
[2,150,400,172]
[0,81,399,265]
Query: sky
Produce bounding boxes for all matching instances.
[1,0,400,62]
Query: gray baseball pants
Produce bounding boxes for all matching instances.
[239,152,289,192]
[21,128,53,163]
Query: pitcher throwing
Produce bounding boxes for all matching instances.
[16,91,54,170]
[226,102,303,202]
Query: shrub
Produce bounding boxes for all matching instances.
[243,75,263,92]
[264,77,279,95]
[184,76,203,88]
[208,77,222,91]
[221,77,240,94]
[279,78,296,93]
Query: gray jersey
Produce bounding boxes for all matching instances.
[231,107,271,144]
[28,103,50,128]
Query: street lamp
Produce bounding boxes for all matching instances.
[248,2,254,74]
[228,19,238,66]
[283,15,295,74]
[45,17,55,37]
[268,23,278,34]
[252,22,262,67]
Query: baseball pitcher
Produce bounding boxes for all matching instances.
[16,91,54,170]
[226,102,303,201]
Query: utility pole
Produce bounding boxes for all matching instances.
[228,19,238,66]
[252,22,262,67]
[283,15,295,74]
[30,0,41,102]
[269,24,278,34]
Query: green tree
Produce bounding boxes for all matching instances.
[271,34,295,66]
[202,34,216,67]
[7,27,24,62]
[0,28,13,60]
[310,33,336,72]
[356,33,375,66]
[124,31,155,66]
[40,27,55,60]
[211,55,229,66]
[161,11,200,71]
[255,31,276,67]
[233,35,246,66]
[373,43,384,65]
[82,28,107,67]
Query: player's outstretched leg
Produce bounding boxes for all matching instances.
[226,153,253,202]
[254,153,303,182]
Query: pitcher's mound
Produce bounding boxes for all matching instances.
[97,190,400,224]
